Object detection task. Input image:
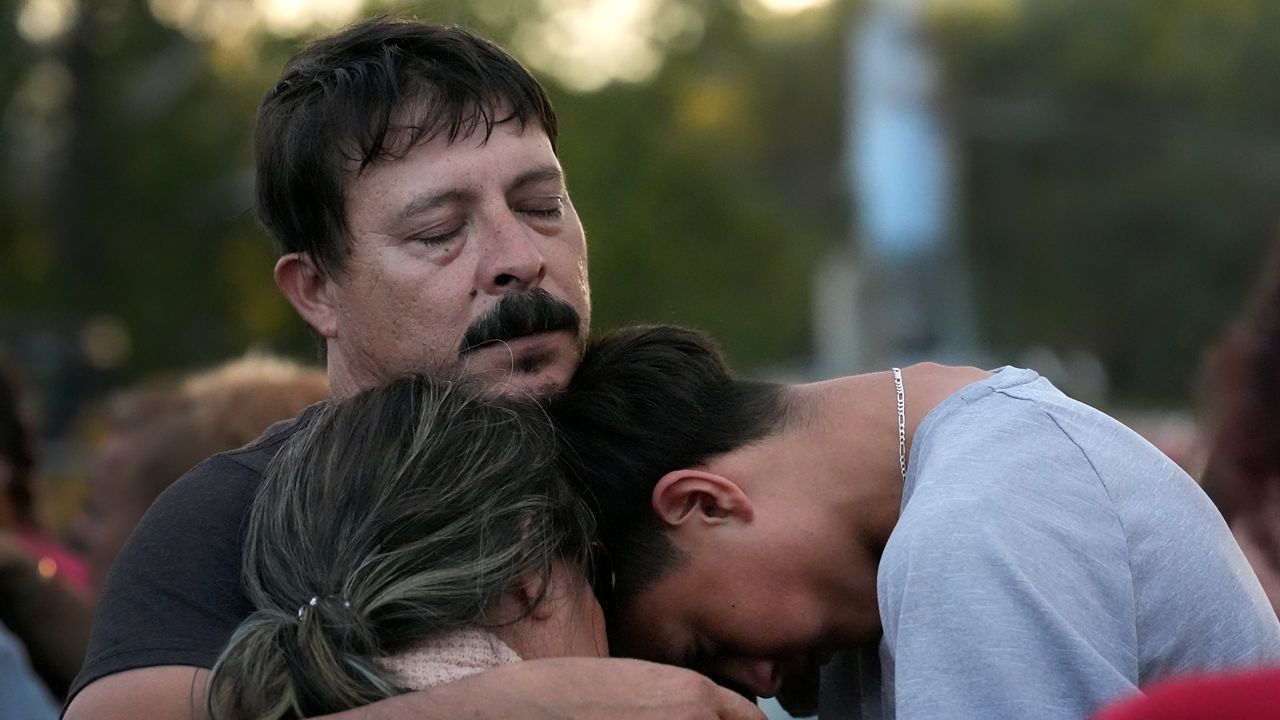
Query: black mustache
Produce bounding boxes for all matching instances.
[459,289,581,354]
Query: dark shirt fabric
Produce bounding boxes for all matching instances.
[66,407,319,706]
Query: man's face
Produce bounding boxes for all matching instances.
[609,534,840,699]
[322,120,590,396]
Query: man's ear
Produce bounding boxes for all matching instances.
[651,470,754,529]
[274,253,338,339]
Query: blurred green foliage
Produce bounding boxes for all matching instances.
[0,0,845,401]
[930,0,1280,403]
[2,0,1279,417]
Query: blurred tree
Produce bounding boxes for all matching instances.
[2,0,846,406]
[14,0,1276,414]
[551,1,847,364]
[3,0,313,378]
[930,0,1280,404]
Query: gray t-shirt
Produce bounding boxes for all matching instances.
[819,367,1280,720]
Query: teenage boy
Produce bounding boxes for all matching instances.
[551,325,1280,720]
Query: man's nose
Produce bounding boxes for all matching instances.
[478,209,546,294]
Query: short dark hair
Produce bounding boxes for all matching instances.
[254,18,559,278]
[549,325,789,603]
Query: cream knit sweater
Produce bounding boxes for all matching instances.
[382,628,522,689]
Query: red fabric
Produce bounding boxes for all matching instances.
[1093,667,1280,720]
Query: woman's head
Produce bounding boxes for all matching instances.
[208,373,598,719]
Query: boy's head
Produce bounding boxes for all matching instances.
[551,325,789,598]
[552,326,840,697]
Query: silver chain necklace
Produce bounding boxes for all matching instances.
[892,367,907,481]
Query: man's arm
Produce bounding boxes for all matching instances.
[64,658,766,720]
[64,666,210,720]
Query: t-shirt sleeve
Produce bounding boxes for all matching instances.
[876,418,1140,720]
[66,454,260,704]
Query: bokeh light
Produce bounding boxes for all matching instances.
[16,0,78,45]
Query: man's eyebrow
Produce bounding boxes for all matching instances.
[507,166,564,193]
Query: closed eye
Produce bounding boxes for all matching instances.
[410,222,468,259]
[523,207,562,219]
[414,222,466,246]
[518,197,564,220]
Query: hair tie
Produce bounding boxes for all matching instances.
[296,595,351,619]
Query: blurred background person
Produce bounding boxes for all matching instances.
[0,352,326,701]
[0,359,92,700]
[1200,236,1280,617]
[0,619,60,719]
[0,359,89,589]
[70,353,329,594]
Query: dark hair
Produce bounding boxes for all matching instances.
[255,17,559,278]
[207,374,593,720]
[0,363,36,526]
[549,325,789,603]
[1202,238,1280,569]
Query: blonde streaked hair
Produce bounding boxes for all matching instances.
[207,373,594,719]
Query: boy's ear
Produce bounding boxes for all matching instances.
[274,253,339,339]
[651,469,754,528]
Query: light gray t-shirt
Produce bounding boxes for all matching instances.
[819,367,1280,720]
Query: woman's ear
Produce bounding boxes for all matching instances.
[518,568,553,621]
[274,253,339,339]
[513,560,584,622]
[651,469,754,528]
[485,569,550,627]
